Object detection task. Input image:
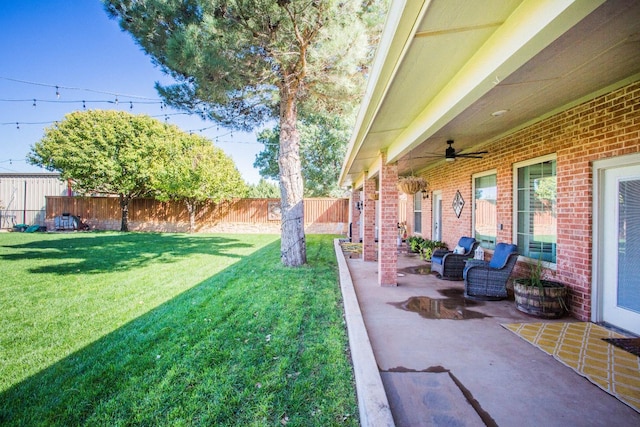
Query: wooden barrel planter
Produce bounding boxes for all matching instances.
[513,279,567,319]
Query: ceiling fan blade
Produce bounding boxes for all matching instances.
[460,150,488,155]
[455,154,485,159]
[411,153,446,159]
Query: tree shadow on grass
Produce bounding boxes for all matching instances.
[0,232,254,274]
[0,237,356,426]
[0,239,279,425]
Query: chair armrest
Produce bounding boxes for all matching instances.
[432,248,451,258]
[463,259,489,280]
[464,259,488,269]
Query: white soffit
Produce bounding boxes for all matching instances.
[339,0,629,187]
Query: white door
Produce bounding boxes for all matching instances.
[602,163,640,335]
[432,191,442,241]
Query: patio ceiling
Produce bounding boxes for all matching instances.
[340,0,640,189]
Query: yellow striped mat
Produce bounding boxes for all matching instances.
[502,322,640,413]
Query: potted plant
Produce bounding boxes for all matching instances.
[513,257,567,318]
[418,239,448,261]
[406,235,424,254]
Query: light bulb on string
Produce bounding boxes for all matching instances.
[32,99,36,108]
[115,96,119,105]
[16,122,19,130]
[55,86,60,99]
[82,100,86,109]
[130,101,133,110]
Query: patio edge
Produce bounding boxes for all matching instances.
[334,239,395,427]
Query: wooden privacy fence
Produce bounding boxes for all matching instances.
[45,197,350,234]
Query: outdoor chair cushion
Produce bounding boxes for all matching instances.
[488,243,518,269]
[458,236,476,253]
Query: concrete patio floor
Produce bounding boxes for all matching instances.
[337,245,640,427]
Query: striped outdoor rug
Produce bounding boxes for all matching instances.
[502,322,640,413]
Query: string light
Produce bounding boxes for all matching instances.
[0,77,263,145]
[0,76,160,101]
[1,113,189,128]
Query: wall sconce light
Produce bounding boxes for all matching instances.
[356,201,363,212]
[422,192,430,199]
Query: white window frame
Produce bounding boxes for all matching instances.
[513,153,557,266]
[413,191,422,234]
[472,169,497,250]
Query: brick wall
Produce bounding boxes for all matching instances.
[415,80,640,320]
[378,152,398,286]
[351,191,361,243]
[363,178,377,262]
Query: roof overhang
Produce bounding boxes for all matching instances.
[340,0,640,189]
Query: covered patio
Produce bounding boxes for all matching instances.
[340,0,640,334]
[337,1,640,423]
[337,244,640,425]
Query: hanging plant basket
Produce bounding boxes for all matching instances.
[397,176,428,195]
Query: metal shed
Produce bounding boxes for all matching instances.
[0,173,71,228]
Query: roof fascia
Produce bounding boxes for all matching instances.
[339,0,432,187]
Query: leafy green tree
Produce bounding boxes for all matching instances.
[247,178,280,198]
[28,110,176,231]
[535,176,557,211]
[104,0,383,266]
[254,113,352,197]
[152,133,248,232]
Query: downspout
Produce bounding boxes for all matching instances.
[23,180,27,224]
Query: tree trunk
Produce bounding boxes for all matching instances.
[278,85,306,266]
[186,200,196,233]
[119,194,130,232]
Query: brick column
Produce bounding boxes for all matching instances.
[351,190,361,243]
[378,152,398,286]
[362,177,377,262]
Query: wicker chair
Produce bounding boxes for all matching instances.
[463,243,518,300]
[431,236,479,280]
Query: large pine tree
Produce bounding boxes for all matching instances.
[103,0,381,266]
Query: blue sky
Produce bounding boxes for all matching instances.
[0,0,263,183]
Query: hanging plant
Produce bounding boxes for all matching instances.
[397,176,428,195]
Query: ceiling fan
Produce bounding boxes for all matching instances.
[402,140,488,168]
[443,140,488,161]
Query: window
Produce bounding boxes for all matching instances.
[414,192,422,234]
[515,155,557,263]
[473,172,497,249]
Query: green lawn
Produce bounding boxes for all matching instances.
[0,232,358,426]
